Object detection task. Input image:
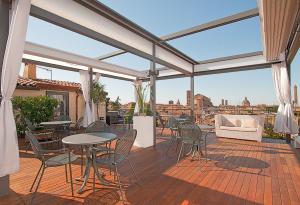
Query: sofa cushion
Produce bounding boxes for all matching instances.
[222,118,241,127]
[241,119,257,128]
[220,126,257,132]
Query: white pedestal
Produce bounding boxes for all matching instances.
[133,116,154,148]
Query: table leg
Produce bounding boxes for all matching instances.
[77,147,92,193]
[92,160,110,186]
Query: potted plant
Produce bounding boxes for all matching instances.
[133,82,154,148]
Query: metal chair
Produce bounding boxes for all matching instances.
[176,123,207,164]
[86,120,112,133]
[166,116,181,154]
[69,117,84,134]
[24,119,56,152]
[156,113,166,136]
[92,129,138,202]
[58,115,71,121]
[25,130,77,205]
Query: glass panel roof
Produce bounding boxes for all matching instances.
[26,16,118,58]
[100,0,257,36]
[168,17,262,61]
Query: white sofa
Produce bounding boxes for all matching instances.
[215,114,265,142]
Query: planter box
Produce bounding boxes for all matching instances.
[133,116,154,148]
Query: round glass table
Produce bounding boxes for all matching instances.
[62,132,117,193]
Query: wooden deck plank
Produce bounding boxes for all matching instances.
[1,130,300,205]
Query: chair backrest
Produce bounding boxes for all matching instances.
[25,130,45,162]
[179,123,202,143]
[86,120,111,133]
[75,117,84,129]
[25,118,35,130]
[114,129,137,163]
[59,115,71,121]
[168,116,178,128]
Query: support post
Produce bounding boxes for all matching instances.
[150,44,157,147]
[0,0,10,197]
[286,61,292,143]
[89,67,93,108]
[190,74,195,122]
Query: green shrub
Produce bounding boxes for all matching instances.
[263,125,284,139]
[12,96,58,136]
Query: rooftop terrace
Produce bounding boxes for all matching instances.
[2,128,300,205]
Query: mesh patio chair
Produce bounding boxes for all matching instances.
[165,116,181,154]
[58,115,71,121]
[54,115,72,139]
[69,117,84,134]
[92,129,138,202]
[176,123,207,164]
[24,119,56,152]
[25,130,77,205]
[86,120,112,133]
[156,113,166,136]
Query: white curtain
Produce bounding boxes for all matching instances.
[0,0,31,177]
[272,62,299,134]
[134,80,142,115]
[91,73,101,122]
[79,70,93,127]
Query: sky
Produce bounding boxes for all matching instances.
[23,0,300,106]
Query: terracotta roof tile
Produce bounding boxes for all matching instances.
[17,77,81,92]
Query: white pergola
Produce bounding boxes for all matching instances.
[0,0,299,195]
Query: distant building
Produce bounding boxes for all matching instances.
[294,85,298,105]
[225,100,228,106]
[221,99,224,106]
[169,100,174,105]
[186,90,213,108]
[176,99,181,105]
[186,90,192,106]
[242,97,251,107]
[14,63,106,123]
[194,94,213,108]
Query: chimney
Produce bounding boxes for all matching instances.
[23,63,37,79]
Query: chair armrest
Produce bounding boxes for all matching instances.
[40,148,68,154]
[39,139,61,145]
[256,115,265,135]
[32,131,54,136]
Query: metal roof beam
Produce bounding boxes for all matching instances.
[141,51,277,81]
[24,41,146,79]
[161,8,259,41]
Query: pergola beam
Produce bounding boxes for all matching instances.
[23,41,145,80]
[30,0,194,74]
[97,50,126,60]
[143,51,277,80]
[97,8,259,60]
[160,8,259,41]
[22,57,135,82]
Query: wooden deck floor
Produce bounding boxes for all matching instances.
[1,129,300,205]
